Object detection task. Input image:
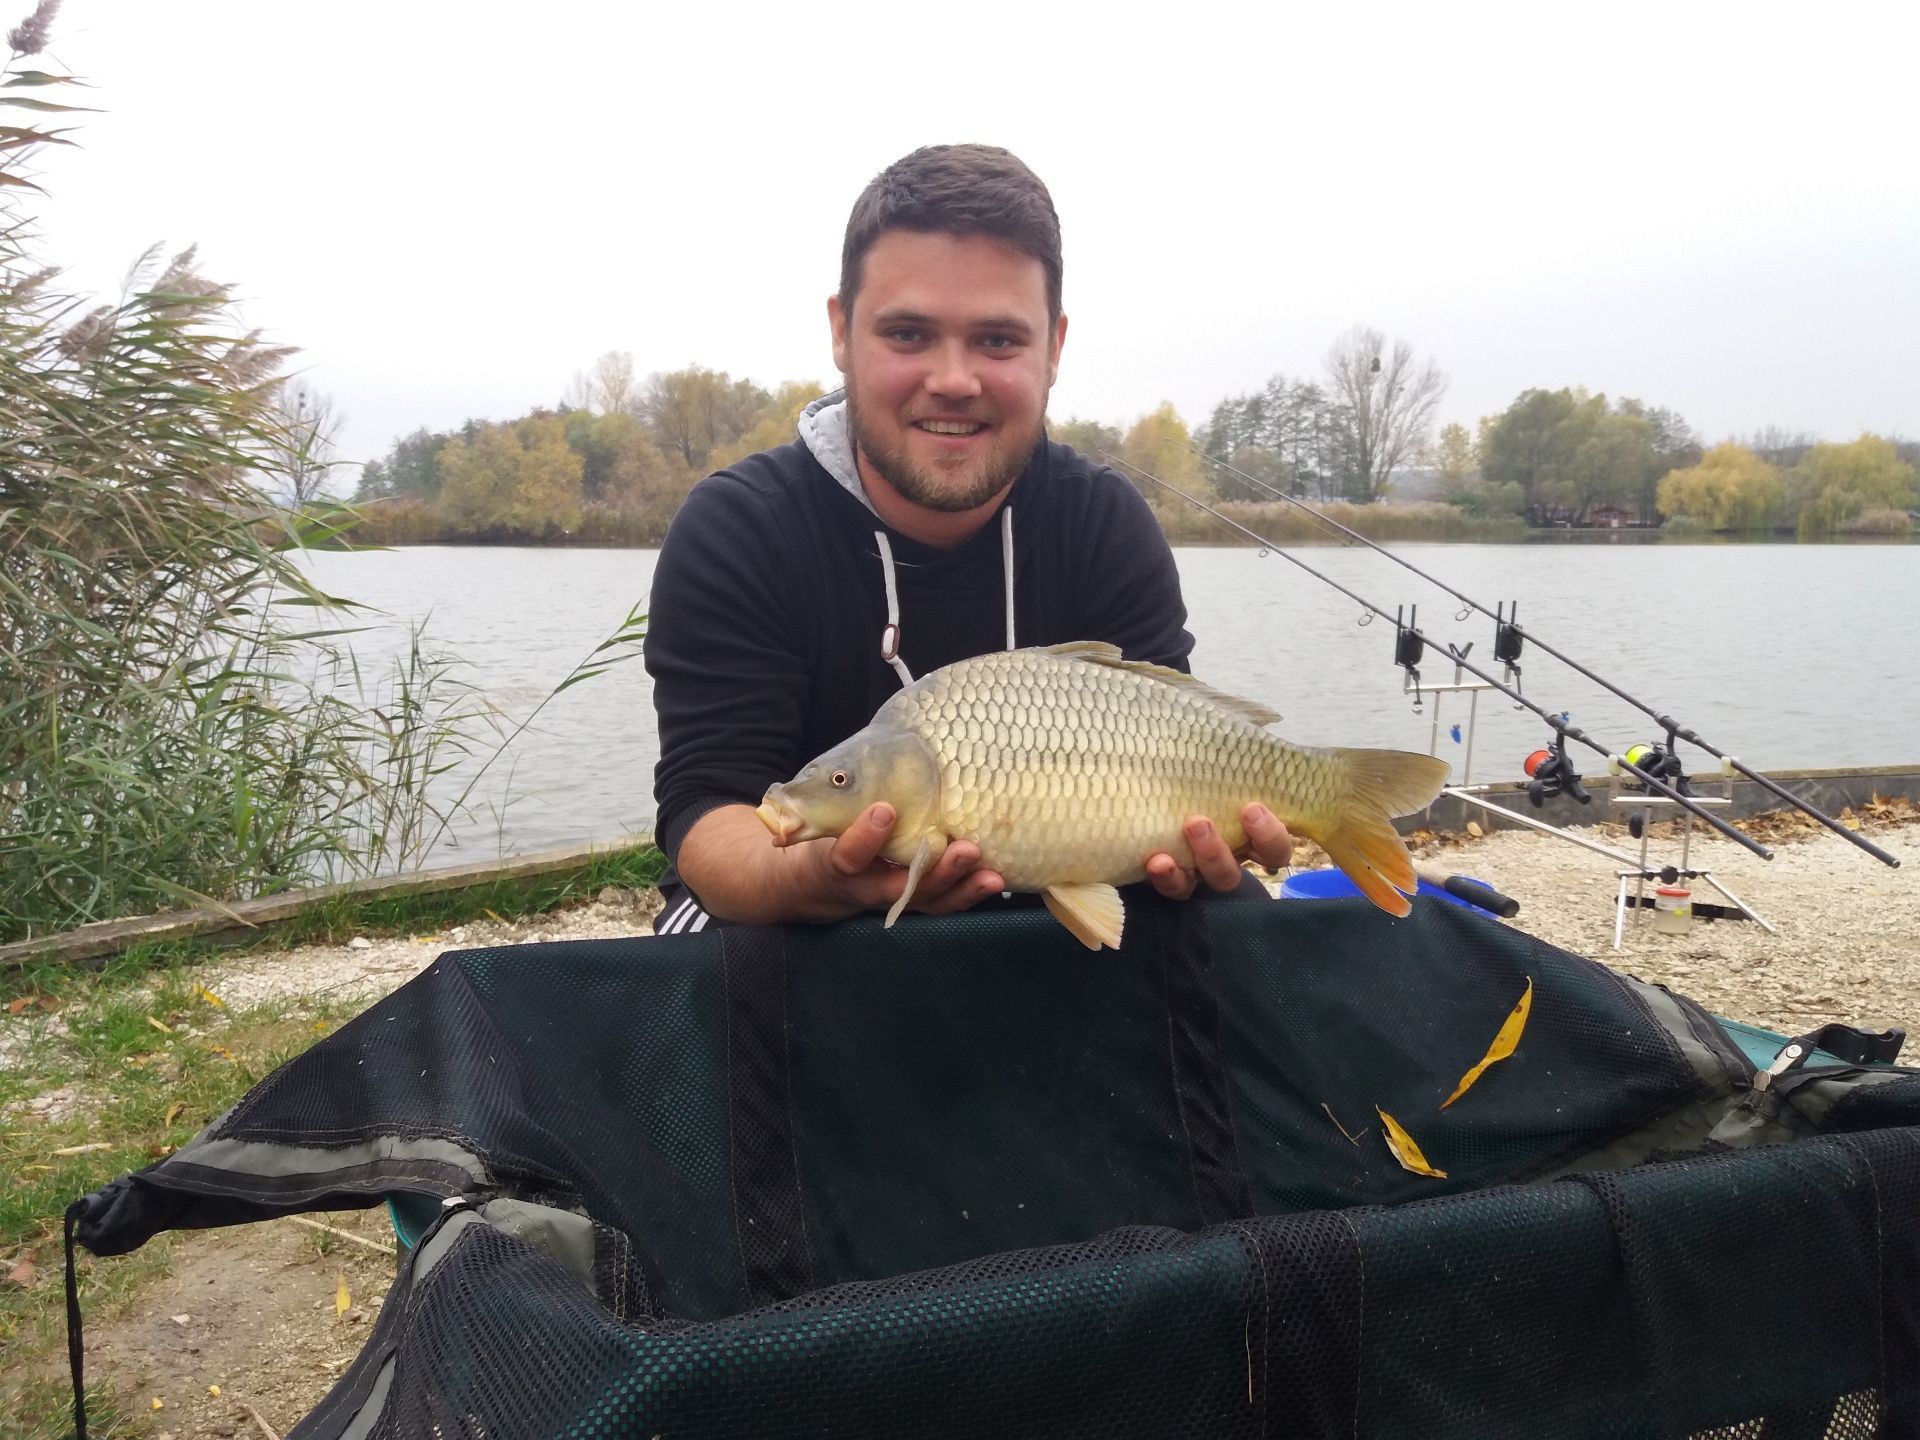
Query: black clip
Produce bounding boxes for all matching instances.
[1753,1024,1906,1093]
[1394,605,1425,712]
[1495,601,1524,707]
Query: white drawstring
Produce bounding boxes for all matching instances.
[1000,504,1016,650]
[874,504,1016,689]
[874,529,916,687]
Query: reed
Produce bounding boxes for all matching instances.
[0,36,489,942]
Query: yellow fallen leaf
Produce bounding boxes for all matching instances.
[146,1015,174,1035]
[196,985,226,1009]
[335,1271,350,1316]
[151,1396,165,1411]
[1441,977,1534,1110]
[1376,1108,1448,1178]
[1466,820,1484,838]
[164,1101,186,1127]
[483,909,506,924]
[208,1384,222,1397]
[312,1020,329,1033]
[204,1045,236,1061]
[412,934,441,943]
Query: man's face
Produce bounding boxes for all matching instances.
[830,230,1067,515]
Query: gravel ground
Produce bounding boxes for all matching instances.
[190,884,667,1012]
[1400,807,1920,1036]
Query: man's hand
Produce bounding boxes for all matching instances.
[1143,805,1294,901]
[677,802,1004,925]
[796,802,1006,921]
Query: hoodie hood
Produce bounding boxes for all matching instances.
[795,389,876,516]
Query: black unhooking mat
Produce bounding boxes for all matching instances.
[68,895,1920,1438]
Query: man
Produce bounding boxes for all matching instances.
[644,143,1291,935]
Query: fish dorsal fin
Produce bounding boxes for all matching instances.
[1036,642,1282,728]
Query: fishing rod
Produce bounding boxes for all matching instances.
[1097,450,1774,860]
[1184,446,1901,870]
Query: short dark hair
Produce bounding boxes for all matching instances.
[839,144,1063,322]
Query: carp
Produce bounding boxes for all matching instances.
[756,642,1450,949]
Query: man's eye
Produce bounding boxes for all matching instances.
[980,335,1018,351]
[885,328,923,344]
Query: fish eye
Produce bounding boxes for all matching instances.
[830,769,850,788]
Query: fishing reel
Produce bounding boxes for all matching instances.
[1622,740,1693,798]
[1522,731,1590,808]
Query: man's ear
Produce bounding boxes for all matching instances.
[828,293,851,375]
[1047,311,1069,387]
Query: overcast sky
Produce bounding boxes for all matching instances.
[26,0,1920,467]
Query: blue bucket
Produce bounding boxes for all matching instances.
[1278,867,1487,912]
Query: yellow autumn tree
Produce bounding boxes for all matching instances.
[1119,402,1211,507]
[438,416,584,539]
[708,380,827,471]
[1785,434,1917,537]
[1657,444,1783,531]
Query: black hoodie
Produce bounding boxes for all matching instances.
[643,412,1194,914]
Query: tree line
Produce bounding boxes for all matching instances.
[347,358,824,545]
[341,329,1915,546]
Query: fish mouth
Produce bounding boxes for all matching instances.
[755,796,803,845]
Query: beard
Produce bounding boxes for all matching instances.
[846,391,1042,515]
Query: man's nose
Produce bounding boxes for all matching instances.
[925,339,983,399]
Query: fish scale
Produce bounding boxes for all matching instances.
[888,648,1318,890]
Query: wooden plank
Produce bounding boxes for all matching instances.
[0,837,655,970]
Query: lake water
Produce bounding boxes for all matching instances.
[298,541,1919,863]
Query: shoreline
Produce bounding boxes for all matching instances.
[93,802,1920,1039]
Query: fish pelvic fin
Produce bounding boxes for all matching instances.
[1294,749,1451,918]
[883,835,937,930]
[1043,882,1125,951]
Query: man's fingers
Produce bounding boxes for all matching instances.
[1241,804,1294,870]
[917,870,1006,916]
[826,803,894,877]
[1144,852,1198,900]
[921,841,981,896]
[1184,816,1244,893]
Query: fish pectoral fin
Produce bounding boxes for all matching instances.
[884,836,936,929]
[1043,883,1125,951]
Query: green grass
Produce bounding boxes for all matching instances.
[0,841,665,1436]
[4,1378,140,1440]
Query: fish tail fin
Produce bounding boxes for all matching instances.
[1292,749,1450,918]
